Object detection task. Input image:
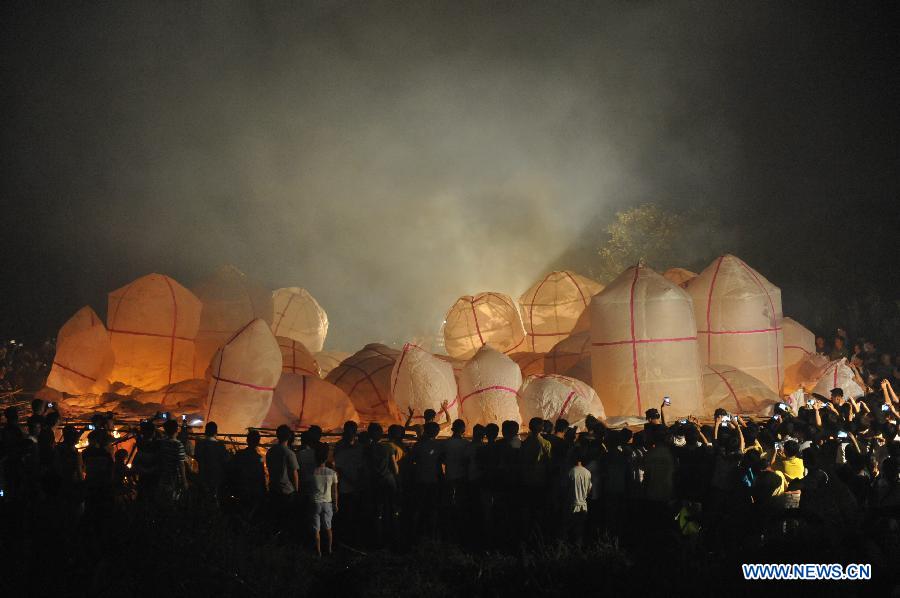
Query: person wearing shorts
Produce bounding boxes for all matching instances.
[310,444,338,556]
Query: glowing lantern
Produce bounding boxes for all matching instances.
[811,358,865,400]
[458,345,523,426]
[46,306,114,395]
[702,365,780,416]
[107,273,202,390]
[662,267,697,287]
[205,319,281,433]
[192,265,273,378]
[263,374,359,431]
[787,353,830,393]
[314,351,351,378]
[277,337,320,377]
[325,343,402,423]
[509,352,548,378]
[544,331,592,386]
[517,374,605,425]
[136,378,209,412]
[685,254,784,393]
[442,292,526,360]
[590,265,703,418]
[271,287,329,353]
[518,271,603,352]
[782,317,815,393]
[390,343,458,421]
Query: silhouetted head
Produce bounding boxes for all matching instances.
[485,423,499,441]
[367,422,384,442]
[276,424,293,443]
[501,420,519,439]
[342,420,358,441]
[246,429,261,448]
[388,424,405,442]
[62,424,79,445]
[554,419,569,434]
[451,419,466,436]
[529,417,544,435]
[163,419,179,437]
[305,425,323,444]
[4,406,19,424]
[204,421,218,437]
[423,408,437,422]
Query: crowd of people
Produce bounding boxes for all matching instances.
[1,333,899,563]
[0,338,54,393]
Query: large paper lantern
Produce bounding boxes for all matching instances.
[263,374,359,431]
[509,352,548,378]
[786,353,830,393]
[458,345,523,426]
[271,287,328,353]
[782,317,815,393]
[46,306,114,395]
[277,337,320,377]
[137,379,210,412]
[205,319,281,433]
[811,358,865,400]
[518,271,603,352]
[314,351,351,377]
[685,255,784,393]
[517,374,606,425]
[325,343,402,423]
[662,267,697,287]
[702,365,780,416]
[390,343,458,422]
[544,331,592,386]
[442,292,526,360]
[107,273,202,390]
[590,265,703,418]
[192,265,273,378]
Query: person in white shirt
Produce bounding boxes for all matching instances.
[567,450,592,546]
[310,444,338,556]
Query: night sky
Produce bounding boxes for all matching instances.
[2,2,898,350]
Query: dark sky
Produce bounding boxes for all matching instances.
[2,1,898,350]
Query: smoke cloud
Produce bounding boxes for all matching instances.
[6,2,892,348]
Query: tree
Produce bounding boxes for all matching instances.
[594,204,684,282]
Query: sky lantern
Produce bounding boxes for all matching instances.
[662,267,697,287]
[314,350,351,378]
[442,292,526,360]
[107,273,202,390]
[590,265,703,418]
[701,364,780,416]
[277,336,320,377]
[509,351,548,379]
[325,343,402,423]
[263,373,358,431]
[205,318,281,433]
[458,345,523,426]
[518,270,603,352]
[271,287,329,353]
[390,343,458,422]
[192,265,272,378]
[517,374,605,426]
[544,331,592,386]
[782,317,815,393]
[46,306,114,395]
[811,358,865,400]
[685,254,784,393]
